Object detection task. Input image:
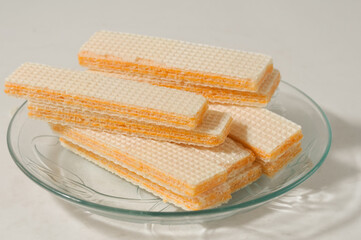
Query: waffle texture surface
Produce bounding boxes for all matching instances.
[51,124,255,197]
[210,104,303,160]
[60,137,261,210]
[79,31,273,91]
[5,63,208,129]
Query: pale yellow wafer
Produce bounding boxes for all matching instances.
[28,100,232,147]
[4,63,208,129]
[210,104,303,160]
[90,69,280,107]
[78,31,273,92]
[59,138,261,210]
[51,124,255,197]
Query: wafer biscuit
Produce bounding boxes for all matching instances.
[210,105,303,161]
[28,101,232,147]
[257,142,302,177]
[51,124,255,197]
[60,138,262,210]
[210,105,303,176]
[4,63,208,130]
[91,69,280,107]
[210,104,303,176]
[78,31,273,92]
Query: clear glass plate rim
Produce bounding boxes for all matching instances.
[6,81,332,217]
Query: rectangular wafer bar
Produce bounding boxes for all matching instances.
[28,100,232,147]
[210,105,303,160]
[91,69,281,107]
[4,63,208,130]
[78,31,273,92]
[60,138,262,210]
[51,124,256,197]
[210,104,303,176]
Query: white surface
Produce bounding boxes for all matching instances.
[1,0,360,239]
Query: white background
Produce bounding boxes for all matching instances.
[1,0,361,239]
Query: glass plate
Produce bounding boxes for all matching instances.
[7,81,332,224]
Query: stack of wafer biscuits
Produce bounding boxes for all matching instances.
[78,31,279,107]
[4,31,303,211]
[76,31,303,177]
[52,124,261,210]
[4,63,233,147]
